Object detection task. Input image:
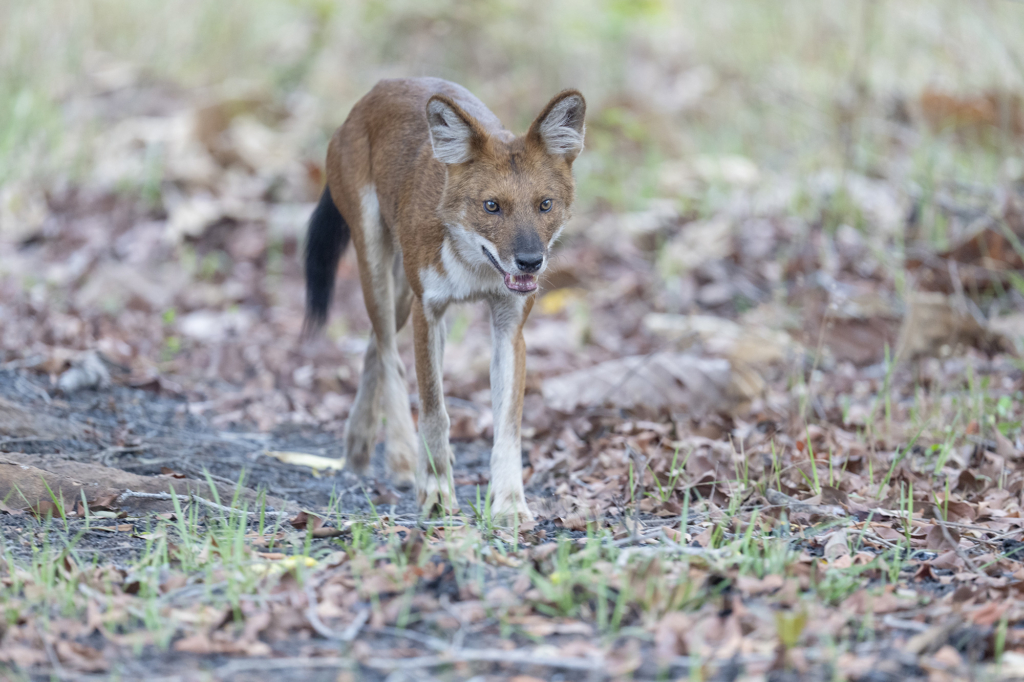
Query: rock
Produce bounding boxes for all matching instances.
[988,311,1024,355]
[0,183,48,244]
[57,351,111,393]
[177,309,255,342]
[895,291,1003,360]
[642,313,795,367]
[75,262,188,312]
[692,154,760,186]
[658,218,732,276]
[542,353,735,414]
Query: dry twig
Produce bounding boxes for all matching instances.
[932,506,988,577]
[304,579,369,642]
[114,489,290,517]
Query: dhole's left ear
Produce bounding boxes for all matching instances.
[427,95,484,165]
[528,90,586,162]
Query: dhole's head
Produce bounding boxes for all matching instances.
[426,90,585,294]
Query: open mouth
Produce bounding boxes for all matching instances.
[482,247,538,293]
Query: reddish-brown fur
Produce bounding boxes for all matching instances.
[314,77,585,520]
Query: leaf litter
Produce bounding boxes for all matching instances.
[5,141,1024,682]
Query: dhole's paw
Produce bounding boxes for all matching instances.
[489,489,534,525]
[418,474,458,518]
[343,429,375,476]
[386,436,418,491]
[387,458,417,491]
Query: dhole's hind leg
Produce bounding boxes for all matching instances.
[348,184,418,489]
[343,336,382,474]
[343,255,415,483]
[387,251,418,487]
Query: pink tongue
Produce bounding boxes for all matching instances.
[504,273,537,292]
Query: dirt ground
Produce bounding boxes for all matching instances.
[2,358,1021,681]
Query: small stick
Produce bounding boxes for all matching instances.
[363,648,604,672]
[932,507,987,577]
[438,594,466,650]
[369,625,449,651]
[765,488,846,518]
[304,581,368,642]
[339,609,370,642]
[41,633,69,681]
[858,530,899,550]
[115,489,290,517]
[215,657,353,678]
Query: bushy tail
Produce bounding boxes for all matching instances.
[303,185,349,336]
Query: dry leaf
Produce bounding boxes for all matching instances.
[265,451,345,471]
[55,640,108,673]
[824,529,850,562]
[924,524,961,552]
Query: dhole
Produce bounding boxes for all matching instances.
[304,78,585,521]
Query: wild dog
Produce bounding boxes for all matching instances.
[304,78,585,521]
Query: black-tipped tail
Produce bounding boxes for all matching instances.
[303,186,349,336]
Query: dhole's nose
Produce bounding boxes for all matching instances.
[515,252,544,273]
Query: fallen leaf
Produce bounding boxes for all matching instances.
[824,529,850,562]
[55,640,108,673]
[970,600,1008,627]
[735,574,784,596]
[925,524,961,552]
[995,430,1021,460]
[932,644,964,669]
[265,450,345,471]
[820,485,850,508]
[919,88,1023,137]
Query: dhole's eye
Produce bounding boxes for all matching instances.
[539,199,553,212]
[484,200,500,213]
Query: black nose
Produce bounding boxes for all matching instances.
[515,252,543,273]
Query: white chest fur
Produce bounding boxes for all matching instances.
[419,225,507,315]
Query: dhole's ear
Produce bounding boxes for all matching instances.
[426,95,482,165]
[528,90,586,162]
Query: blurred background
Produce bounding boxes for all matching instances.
[2,0,1024,444]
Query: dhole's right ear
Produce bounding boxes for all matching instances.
[426,95,482,165]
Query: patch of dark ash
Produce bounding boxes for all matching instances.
[0,369,504,517]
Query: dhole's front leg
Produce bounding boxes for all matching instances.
[412,301,457,514]
[487,297,535,523]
